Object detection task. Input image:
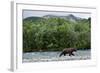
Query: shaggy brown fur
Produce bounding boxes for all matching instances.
[59,48,77,57]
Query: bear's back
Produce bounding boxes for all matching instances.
[63,48,76,52]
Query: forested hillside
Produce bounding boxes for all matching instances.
[23,14,91,52]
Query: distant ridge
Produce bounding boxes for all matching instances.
[23,14,87,23]
[43,14,82,22]
[23,17,43,21]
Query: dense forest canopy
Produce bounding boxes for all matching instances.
[23,14,91,52]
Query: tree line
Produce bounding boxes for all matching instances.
[23,16,91,52]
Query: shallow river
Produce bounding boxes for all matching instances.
[23,50,91,63]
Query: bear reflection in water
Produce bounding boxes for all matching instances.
[59,48,77,57]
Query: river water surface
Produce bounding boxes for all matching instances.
[23,50,91,63]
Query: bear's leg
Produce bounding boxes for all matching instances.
[69,52,75,56]
[69,53,72,56]
[71,53,75,56]
[59,52,64,57]
[64,53,66,56]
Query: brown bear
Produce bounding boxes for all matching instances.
[59,48,77,57]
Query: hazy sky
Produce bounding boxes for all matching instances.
[23,10,91,19]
